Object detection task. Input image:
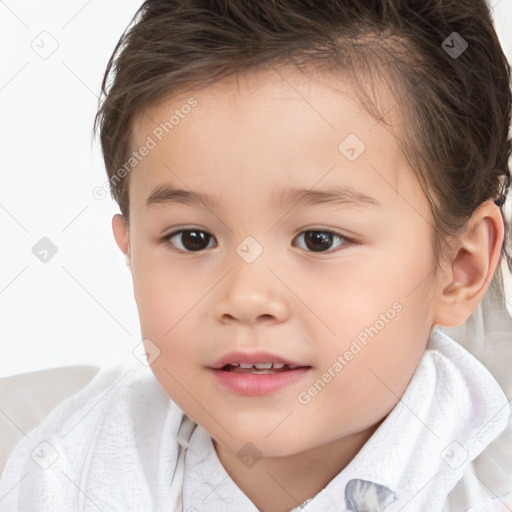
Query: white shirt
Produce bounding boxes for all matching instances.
[0,328,509,511]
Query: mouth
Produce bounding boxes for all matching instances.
[209,350,310,372]
[219,362,310,374]
[208,351,312,396]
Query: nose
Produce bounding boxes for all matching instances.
[214,257,290,325]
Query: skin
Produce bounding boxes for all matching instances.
[112,65,504,512]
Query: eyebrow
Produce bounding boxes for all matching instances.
[145,184,382,210]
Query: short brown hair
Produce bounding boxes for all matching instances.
[93,0,511,278]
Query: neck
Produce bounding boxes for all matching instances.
[213,421,382,512]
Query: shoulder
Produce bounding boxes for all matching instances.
[0,364,185,511]
[26,363,175,444]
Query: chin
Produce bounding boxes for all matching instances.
[211,427,312,458]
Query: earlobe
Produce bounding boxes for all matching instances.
[112,214,132,271]
[432,200,504,327]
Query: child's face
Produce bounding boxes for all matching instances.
[117,65,448,456]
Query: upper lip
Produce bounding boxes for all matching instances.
[209,351,309,369]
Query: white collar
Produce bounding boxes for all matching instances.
[179,329,510,512]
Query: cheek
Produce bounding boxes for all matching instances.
[306,318,427,438]
[132,245,198,326]
[132,270,205,384]
[306,276,430,427]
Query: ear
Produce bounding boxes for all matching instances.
[112,214,132,272]
[432,200,505,327]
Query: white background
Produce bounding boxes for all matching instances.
[1,0,511,377]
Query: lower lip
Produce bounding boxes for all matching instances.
[210,367,310,396]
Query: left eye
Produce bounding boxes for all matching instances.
[162,228,351,253]
[293,229,350,253]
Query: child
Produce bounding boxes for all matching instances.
[1,0,511,510]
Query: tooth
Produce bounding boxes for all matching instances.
[272,363,285,369]
[254,363,273,369]
[229,363,239,367]
[239,363,254,369]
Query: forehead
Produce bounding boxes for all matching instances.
[134,64,400,143]
[128,64,418,215]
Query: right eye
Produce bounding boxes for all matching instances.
[162,229,217,252]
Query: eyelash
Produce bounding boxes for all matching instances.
[160,227,355,254]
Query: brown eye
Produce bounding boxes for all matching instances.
[164,229,216,252]
[294,230,350,253]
